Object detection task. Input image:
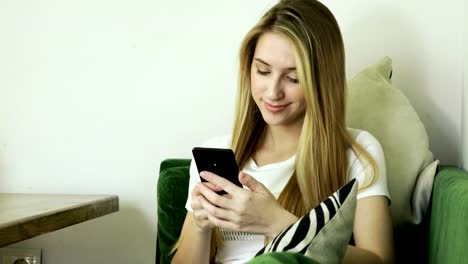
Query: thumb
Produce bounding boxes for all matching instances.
[239,172,267,193]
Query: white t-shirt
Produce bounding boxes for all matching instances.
[185,128,390,264]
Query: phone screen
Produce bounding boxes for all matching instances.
[192,147,242,194]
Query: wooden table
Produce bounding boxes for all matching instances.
[0,193,119,247]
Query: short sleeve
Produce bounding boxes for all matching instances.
[185,159,200,212]
[347,130,390,201]
[185,135,232,212]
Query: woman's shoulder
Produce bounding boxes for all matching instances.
[346,128,389,200]
[198,134,232,148]
[346,127,381,148]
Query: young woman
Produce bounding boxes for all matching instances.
[172,0,394,263]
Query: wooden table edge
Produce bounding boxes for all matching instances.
[0,194,119,247]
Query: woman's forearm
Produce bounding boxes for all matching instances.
[171,222,213,264]
[343,245,391,264]
[266,209,299,238]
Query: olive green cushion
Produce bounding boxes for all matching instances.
[346,56,436,227]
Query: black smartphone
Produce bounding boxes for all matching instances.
[192,147,242,195]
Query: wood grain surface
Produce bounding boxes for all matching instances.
[0,193,119,247]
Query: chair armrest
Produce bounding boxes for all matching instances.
[429,165,468,263]
[159,159,191,173]
[157,159,191,264]
[247,252,319,264]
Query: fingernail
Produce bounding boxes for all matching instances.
[200,171,207,178]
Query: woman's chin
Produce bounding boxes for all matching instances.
[262,115,291,127]
[260,111,305,128]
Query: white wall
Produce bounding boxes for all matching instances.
[0,0,465,263]
[463,0,468,171]
[0,1,276,263]
[322,0,465,165]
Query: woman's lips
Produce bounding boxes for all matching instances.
[264,102,288,113]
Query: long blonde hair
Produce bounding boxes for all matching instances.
[175,0,378,261]
[225,0,378,258]
[232,0,377,214]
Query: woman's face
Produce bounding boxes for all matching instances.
[250,31,306,128]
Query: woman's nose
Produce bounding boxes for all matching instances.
[266,78,284,100]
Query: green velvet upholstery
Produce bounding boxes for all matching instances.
[429,165,468,264]
[156,160,468,264]
[246,252,319,264]
[156,159,190,264]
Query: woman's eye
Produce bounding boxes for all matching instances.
[256,69,270,75]
[287,76,298,84]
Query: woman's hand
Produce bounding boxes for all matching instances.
[196,171,298,238]
[190,181,223,233]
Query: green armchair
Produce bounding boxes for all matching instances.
[156,159,468,264]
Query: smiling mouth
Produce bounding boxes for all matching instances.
[264,102,288,113]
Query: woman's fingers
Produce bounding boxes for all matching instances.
[202,182,223,192]
[190,187,216,230]
[197,195,241,231]
[190,185,215,228]
[198,194,233,221]
[196,182,233,210]
[200,171,241,195]
[192,209,214,230]
[206,212,240,231]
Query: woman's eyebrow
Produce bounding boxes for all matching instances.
[253,58,296,71]
[254,58,271,66]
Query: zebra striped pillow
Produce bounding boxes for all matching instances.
[255,179,358,263]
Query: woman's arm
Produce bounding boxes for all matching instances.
[172,180,223,264]
[171,212,212,264]
[343,196,394,264]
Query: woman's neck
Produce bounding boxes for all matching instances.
[253,122,303,166]
[264,125,301,151]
